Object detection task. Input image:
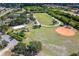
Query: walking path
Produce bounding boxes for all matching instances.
[41,24,52,28]
[34,16,62,28]
[52,17,63,27]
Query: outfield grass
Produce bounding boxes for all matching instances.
[33,13,53,25]
[24,13,79,56]
[24,24,79,56]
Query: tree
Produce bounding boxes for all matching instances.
[0,36,2,40]
[11,43,26,55]
[29,12,35,21]
[70,53,77,56]
[0,25,9,34]
[27,41,42,56]
[9,13,28,26]
[8,31,25,41]
[11,41,42,56]
[0,45,4,50]
[47,8,79,30]
[2,40,8,47]
[70,52,79,56]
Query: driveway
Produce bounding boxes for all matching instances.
[0,35,19,56]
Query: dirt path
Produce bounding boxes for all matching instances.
[0,48,9,56]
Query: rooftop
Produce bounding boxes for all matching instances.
[12,25,26,30]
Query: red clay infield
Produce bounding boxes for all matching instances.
[56,27,75,36]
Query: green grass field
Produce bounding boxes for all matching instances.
[24,13,79,56]
[33,13,53,25]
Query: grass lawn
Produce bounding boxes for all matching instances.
[33,13,53,25]
[23,13,79,56]
[24,24,79,56]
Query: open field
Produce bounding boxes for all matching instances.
[33,13,53,25]
[1,4,79,56]
[24,13,79,56]
[25,25,79,56]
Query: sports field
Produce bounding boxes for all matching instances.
[24,13,79,56]
[33,13,53,25]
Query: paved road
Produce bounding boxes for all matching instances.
[0,9,13,18]
[61,10,79,16]
[0,39,18,56]
[0,35,18,56]
[0,48,9,56]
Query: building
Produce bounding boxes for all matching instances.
[12,25,26,30]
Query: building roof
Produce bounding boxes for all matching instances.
[1,35,11,42]
[12,25,26,30]
[7,39,18,49]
